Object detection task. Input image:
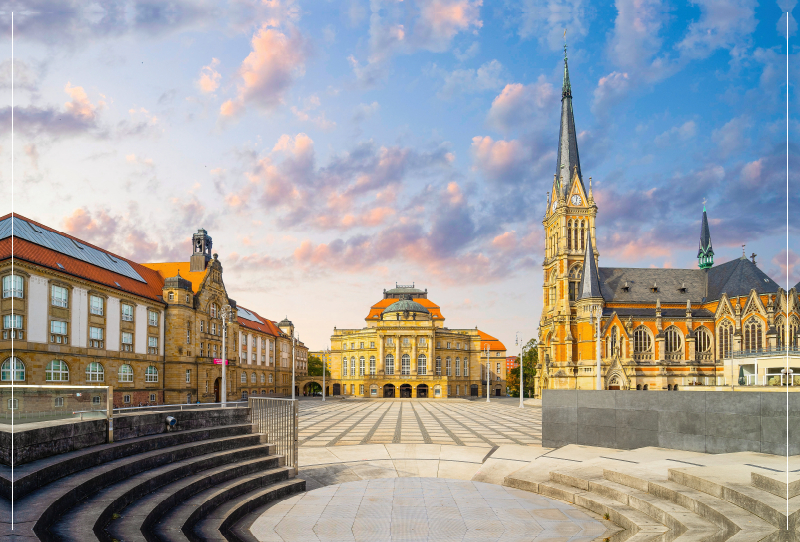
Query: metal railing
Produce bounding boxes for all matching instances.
[730,346,800,359]
[249,397,298,475]
[111,401,247,414]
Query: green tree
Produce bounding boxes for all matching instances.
[506,338,538,398]
[307,355,331,378]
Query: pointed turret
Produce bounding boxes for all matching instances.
[698,204,714,269]
[556,42,584,199]
[579,229,603,300]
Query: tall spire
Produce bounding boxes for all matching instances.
[579,229,603,300]
[698,202,714,269]
[556,40,583,199]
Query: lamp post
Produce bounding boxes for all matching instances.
[220,305,234,406]
[291,332,297,400]
[515,332,524,408]
[485,344,491,403]
[322,347,330,401]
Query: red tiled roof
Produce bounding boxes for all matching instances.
[367,297,444,320]
[236,305,282,337]
[0,215,166,303]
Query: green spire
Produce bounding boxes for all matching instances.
[562,42,571,98]
[698,203,714,270]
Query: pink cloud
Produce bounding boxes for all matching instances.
[492,231,517,251]
[487,77,555,131]
[64,82,101,121]
[197,58,221,93]
[416,0,483,51]
[772,249,800,287]
[471,136,530,182]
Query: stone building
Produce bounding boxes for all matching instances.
[0,214,307,408]
[322,284,506,398]
[538,46,800,391]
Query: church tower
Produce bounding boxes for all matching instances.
[698,205,714,269]
[540,40,598,387]
[190,228,213,272]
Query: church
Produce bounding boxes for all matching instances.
[537,47,800,391]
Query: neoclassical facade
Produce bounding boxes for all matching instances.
[323,285,507,398]
[538,48,800,391]
[0,215,307,408]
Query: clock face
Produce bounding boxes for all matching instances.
[551,199,557,212]
[571,194,582,206]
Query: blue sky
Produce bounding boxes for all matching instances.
[0,0,796,352]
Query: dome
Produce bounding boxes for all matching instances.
[278,317,293,327]
[382,299,430,314]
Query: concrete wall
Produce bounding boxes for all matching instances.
[542,390,799,455]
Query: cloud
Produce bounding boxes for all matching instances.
[352,102,380,124]
[471,136,530,183]
[197,58,221,93]
[486,77,556,132]
[591,71,630,116]
[453,41,480,61]
[414,0,483,52]
[438,59,504,98]
[771,250,800,288]
[290,96,337,131]
[221,24,306,117]
[515,0,589,51]
[675,0,757,60]
[712,115,751,158]
[0,82,103,138]
[654,120,697,146]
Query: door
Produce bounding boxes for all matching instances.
[470,384,478,397]
[333,383,341,395]
[214,378,221,402]
[400,384,412,398]
[495,388,501,396]
[383,384,395,398]
[417,384,428,398]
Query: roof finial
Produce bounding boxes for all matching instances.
[563,28,568,60]
[742,244,746,258]
[702,197,707,211]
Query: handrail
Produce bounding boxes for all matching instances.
[111,400,248,413]
[729,346,800,359]
[249,397,298,475]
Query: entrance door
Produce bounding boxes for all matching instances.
[495,388,501,397]
[608,385,621,390]
[470,384,478,397]
[417,384,428,398]
[214,378,221,402]
[400,384,412,398]
[383,384,395,398]
[332,383,341,396]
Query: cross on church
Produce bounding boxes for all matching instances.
[750,253,757,264]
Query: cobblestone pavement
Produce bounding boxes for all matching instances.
[252,477,605,542]
[298,399,542,447]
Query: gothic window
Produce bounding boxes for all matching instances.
[665,326,683,357]
[568,265,583,302]
[446,357,452,376]
[580,221,585,251]
[401,354,410,375]
[633,326,652,355]
[606,326,619,358]
[696,327,712,357]
[718,320,733,359]
[791,317,799,348]
[435,357,441,376]
[743,317,763,352]
[549,269,557,307]
[385,354,395,375]
[418,354,427,375]
[567,220,572,250]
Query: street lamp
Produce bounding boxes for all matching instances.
[484,343,491,403]
[291,331,297,400]
[220,304,234,406]
[322,347,330,401]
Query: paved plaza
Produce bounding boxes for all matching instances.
[298,398,542,448]
[251,477,606,542]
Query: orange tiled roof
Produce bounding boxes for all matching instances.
[366,297,444,320]
[140,262,207,294]
[0,215,166,303]
[477,330,506,351]
[236,305,282,337]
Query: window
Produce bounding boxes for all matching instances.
[118,364,133,382]
[385,354,394,375]
[419,338,426,347]
[633,326,652,359]
[268,374,273,383]
[351,342,355,349]
[260,373,265,383]
[455,357,461,376]
[359,357,365,376]
[4,314,22,329]
[51,285,68,307]
[121,332,133,352]
[370,342,375,348]
[242,390,248,400]
[121,304,134,322]
[7,398,17,409]
[696,327,712,355]
[743,317,763,352]
[250,372,256,383]
[343,342,347,350]
[456,385,460,396]
[149,393,156,402]
[446,342,451,349]
[342,358,348,376]
[2,275,23,298]
[464,358,469,376]
[401,354,410,375]
[665,327,682,357]
[86,362,104,382]
[54,397,64,407]
[124,394,131,404]
[210,303,217,318]
[241,372,247,383]
[360,342,364,349]
[187,322,191,345]
[435,357,441,376]
[718,320,733,359]
[90,326,104,348]
[46,360,69,381]
[350,357,356,376]
[402,338,409,346]
[148,310,159,326]
[90,295,104,315]
[446,357,451,376]
[51,320,68,344]
[168,292,174,301]
[359,384,364,395]
[211,322,217,335]
[148,336,158,354]
[369,356,376,375]
[186,369,191,383]
[417,354,427,375]
[350,384,355,395]
[1,357,25,381]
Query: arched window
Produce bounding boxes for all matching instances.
[118,364,133,382]
[86,362,104,382]
[549,269,557,307]
[359,356,365,376]
[46,360,69,381]
[567,220,573,250]
[464,357,469,376]
[568,265,583,302]
[606,327,619,358]
[435,357,441,376]
[446,357,452,376]
[455,356,461,376]
[417,354,427,375]
[369,356,376,375]
[743,317,763,352]
[633,326,652,360]
[665,326,682,359]
[342,358,348,376]
[777,316,787,347]
[260,373,265,383]
[1,357,25,381]
[145,366,158,382]
[696,327,712,360]
[401,354,410,375]
[580,221,585,251]
[350,356,356,376]
[268,373,273,383]
[385,354,395,375]
[241,372,247,383]
[251,372,257,383]
[791,317,799,348]
[718,320,733,359]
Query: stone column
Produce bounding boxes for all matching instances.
[378,334,385,376]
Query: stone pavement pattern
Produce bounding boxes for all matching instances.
[298,399,541,447]
[251,477,606,542]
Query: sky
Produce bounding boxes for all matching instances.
[0,0,797,353]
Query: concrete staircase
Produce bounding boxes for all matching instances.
[0,407,305,541]
[504,446,798,542]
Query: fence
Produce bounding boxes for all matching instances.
[0,385,112,432]
[249,396,298,474]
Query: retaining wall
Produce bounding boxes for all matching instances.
[541,390,798,455]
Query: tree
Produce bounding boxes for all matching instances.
[307,355,330,378]
[506,338,538,398]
